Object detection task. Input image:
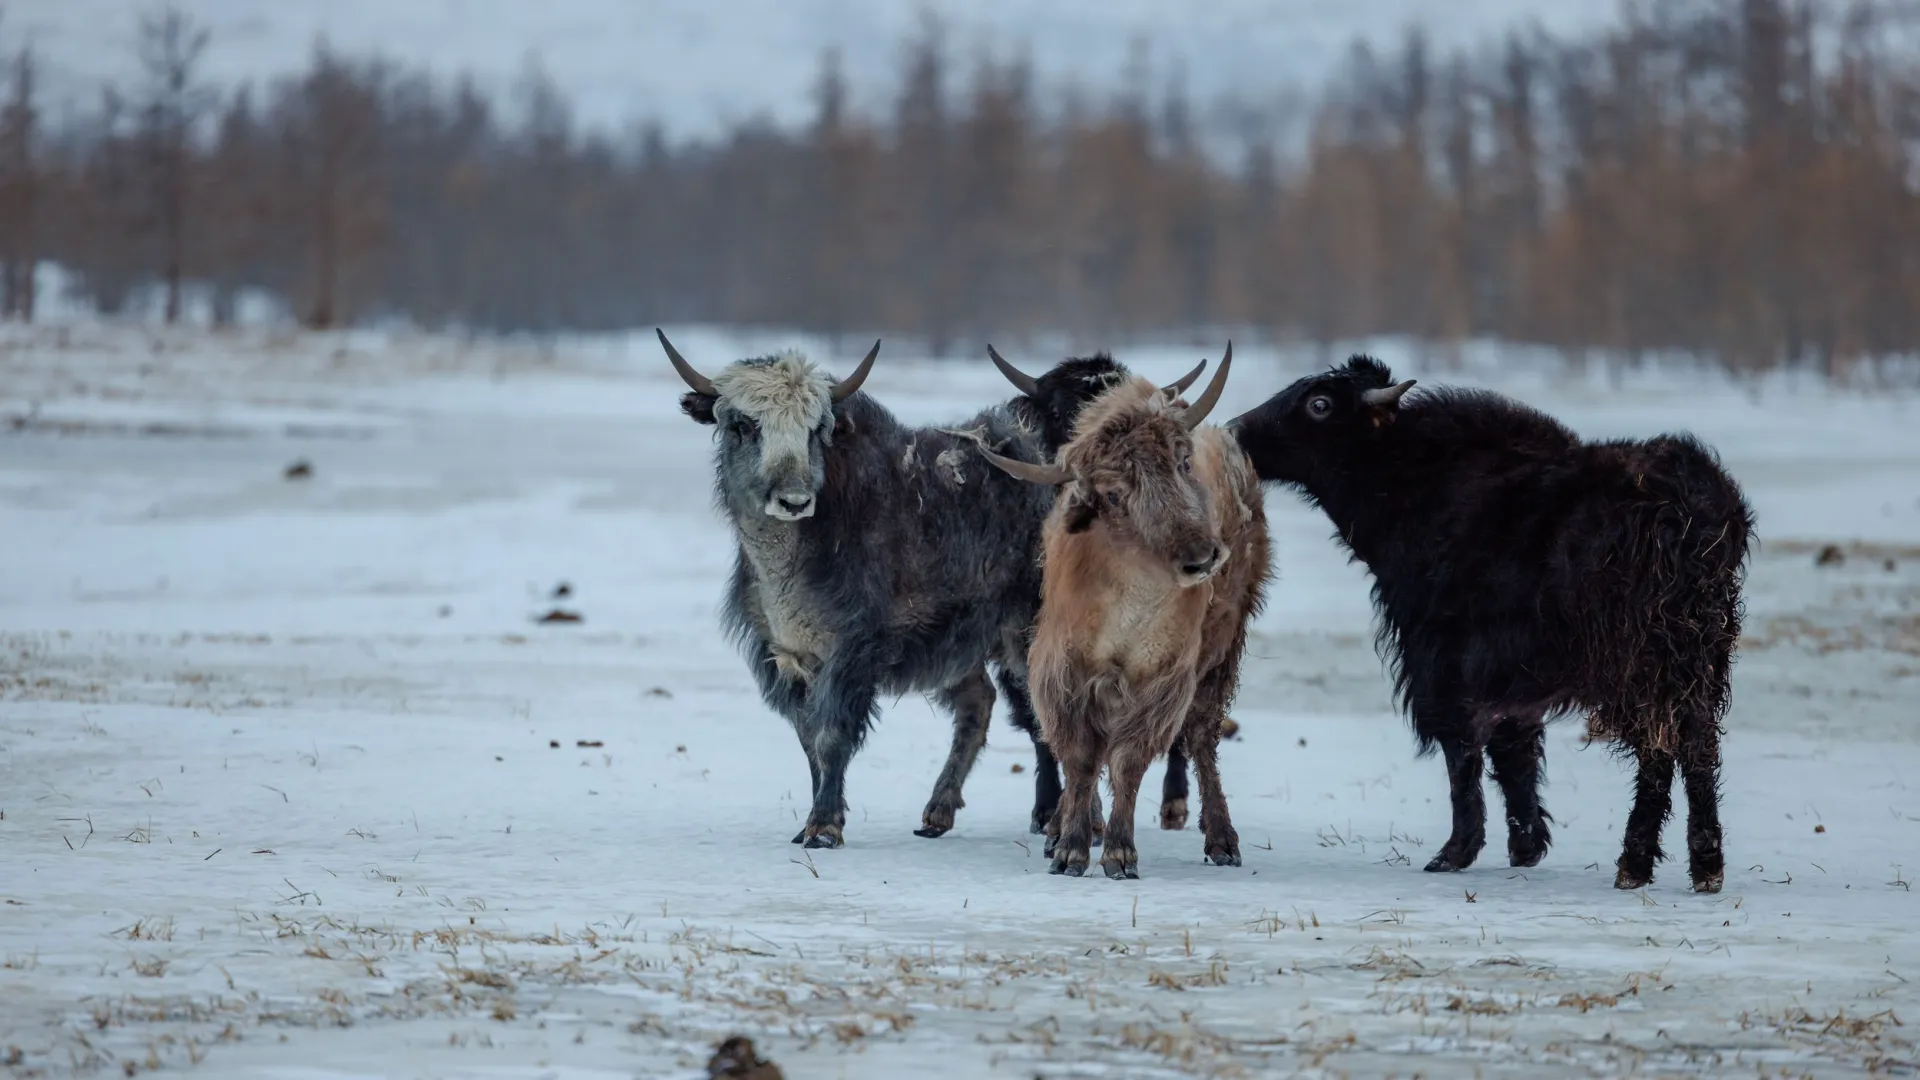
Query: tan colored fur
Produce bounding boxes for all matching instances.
[1026,377,1271,875]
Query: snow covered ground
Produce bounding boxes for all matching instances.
[2,323,1918,1077]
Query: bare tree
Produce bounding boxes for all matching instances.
[273,45,387,329]
[134,6,212,323]
[0,39,38,319]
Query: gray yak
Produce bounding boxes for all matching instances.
[660,331,1203,848]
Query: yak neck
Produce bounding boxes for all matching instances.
[1300,428,1452,570]
[1050,524,1209,678]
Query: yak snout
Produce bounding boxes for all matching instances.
[1175,539,1228,586]
[765,490,817,521]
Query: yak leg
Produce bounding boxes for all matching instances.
[1184,662,1243,866]
[1044,689,1103,874]
[790,751,822,845]
[1048,739,1102,876]
[797,653,879,850]
[1160,735,1191,831]
[1099,742,1153,880]
[995,667,1061,836]
[1487,714,1552,868]
[1187,731,1241,867]
[1679,725,1726,893]
[1614,723,1676,889]
[916,666,995,838]
[743,640,820,847]
[1425,732,1489,873]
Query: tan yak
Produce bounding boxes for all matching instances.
[978,345,1271,878]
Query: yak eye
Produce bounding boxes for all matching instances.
[728,417,756,438]
[1178,456,1193,474]
[1307,395,1333,419]
[1103,489,1122,507]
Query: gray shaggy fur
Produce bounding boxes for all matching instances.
[671,341,1058,848]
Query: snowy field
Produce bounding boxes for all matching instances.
[2,323,1918,1078]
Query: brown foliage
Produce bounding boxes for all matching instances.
[11,1,1920,374]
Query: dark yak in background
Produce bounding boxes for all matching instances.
[1230,357,1754,892]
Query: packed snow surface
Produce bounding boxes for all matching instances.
[2,324,1918,1077]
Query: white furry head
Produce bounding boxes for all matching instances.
[709,352,837,521]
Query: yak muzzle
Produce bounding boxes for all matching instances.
[765,491,817,520]
[1176,542,1229,586]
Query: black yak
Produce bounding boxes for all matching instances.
[981,347,1271,878]
[1229,356,1754,892]
[661,331,1201,847]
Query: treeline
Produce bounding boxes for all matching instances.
[3,2,1920,372]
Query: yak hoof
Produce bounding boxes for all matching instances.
[1051,860,1086,878]
[1103,861,1140,880]
[1508,819,1551,867]
[1206,847,1241,868]
[1424,852,1466,873]
[1691,872,1724,894]
[790,829,806,845]
[1159,798,1189,831]
[1028,811,1052,836]
[915,805,956,839]
[1613,867,1653,890]
[801,824,844,850]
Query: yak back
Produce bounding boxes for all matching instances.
[719,390,1056,697]
[1321,387,1755,743]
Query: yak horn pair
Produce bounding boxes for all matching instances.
[1361,380,1418,408]
[987,345,1209,404]
[656,328,880,403]
[979,342,1236,486]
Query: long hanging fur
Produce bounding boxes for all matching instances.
[674,346,1137,847]
[1010,376,1271,879]
[1230,356,1754,892]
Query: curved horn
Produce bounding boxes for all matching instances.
[1178,342,1233,429]
[987,344,1040,397]
[1161,358,1207,399]
[977,445,1072,486]
[831,339,882,403]
[657,328,716,396]
[1361,379,1417,408]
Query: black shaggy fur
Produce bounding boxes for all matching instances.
[679,353,1129,847]
[1230,357,1755,892]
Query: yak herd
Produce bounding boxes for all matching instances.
[659,331,1756,894]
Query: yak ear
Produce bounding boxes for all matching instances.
[1060,487,1099,534]
[680,392,717,425]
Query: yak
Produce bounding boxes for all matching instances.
[989,347,1206,835]
[980,345,1271,878]
[660,330,1202,848]
[1229,356,1754,892]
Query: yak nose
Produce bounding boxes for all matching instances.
[1178,543,1226,583]
[771,492,815,519]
